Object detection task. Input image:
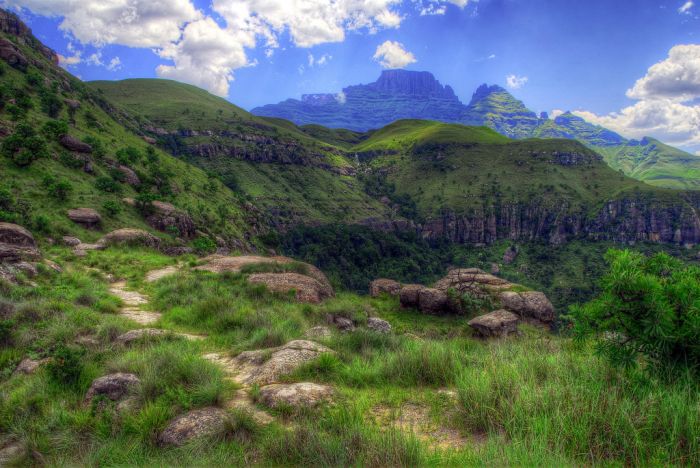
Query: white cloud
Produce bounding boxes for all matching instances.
[107,56,121,71]
[575,44,700,150]
[679,1,694,14]
[550,109,565,119]
[58,51,81,67]
[156,17,252,97]
[626,44,700,102]
[308,52,332,67]
[373,40,416,68]
[506,74,528,89]
[335,91,347,104]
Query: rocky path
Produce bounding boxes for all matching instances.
[109,281,162,325]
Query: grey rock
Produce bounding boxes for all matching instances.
[85,373,140,402]
[259,382,333,408]
[158,407,229,447]
[468,310,520,338]
[367,317,392,333]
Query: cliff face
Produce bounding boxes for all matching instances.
[394,197,700,246]
[0,9,58,66]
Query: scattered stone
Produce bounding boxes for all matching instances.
[13,262,37,277]
[247,272,333,303]
[259,382,334,408]
[0,441,25,466]
[115,328,168,345]
[67,208,101,228]
[158,407,229,447]
[490,263,500,275]
[500,291,555,324]
[367,317,392,333]
[59,135,92,153]
[327,314,355,332]
[118,165,141,186]
[468,310,520,338]
[99,229,160,248]
[62,236,82,247]
[234,340,334,385]
[0,222,39,261]
[304,326,332,339]
[399,284,426,308]
[418,288,449,314]
[14,357,49,375]
[369,278,401,297]
[85,373,140,403]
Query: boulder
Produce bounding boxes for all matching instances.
[418,288,449,314]
[195,255,332,293]
[144,201,196,239]
[503,245,519,264]
[0,222,39,261]
[115,328,168,345]
[14,357,49,375]
[247,272,333,303]
[85,373,140,402]
[399,284,426,308]
[62,236,82,247]
[67,208,101,227]
[118,165,141,186]
[326,314,355,332]
[369,278,401,297]
[65,99,81,110]
[59,135,92,153]
[143,136,157,144]
[468,310,520,338]
[259,383,333,408]
[490,263,500,275]
[0,37,27,69]
[99,229,160,248]
[367,317,392,333]
[158,407,229,447]
[234,340,334,386]
[500,291,555,324]
[434,268,512,294]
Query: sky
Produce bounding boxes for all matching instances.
[3,0,700,154]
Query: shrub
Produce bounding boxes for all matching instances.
[95,176,122,194]
[102,200,121,217]
[47,345,85,387]
[83,136,105,159]
[48,180,73,201]
[569,249,700,373]
[33,214,50,233]
[25,69,43,87]
[39,88,63,118]
[42,119,69,140]
[116,146,142,165]
[134,192,157,215]
[192,236,217,255]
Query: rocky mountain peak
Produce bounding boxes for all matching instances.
[365,70,459,100]
[469,84,509,104]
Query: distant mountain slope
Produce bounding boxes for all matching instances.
[89,79,390,227]
[252,70,700,190]
[0,9,255,246]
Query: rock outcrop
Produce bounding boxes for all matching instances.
[85,373,140,403]
[99,229,160,248]
[115,328,169,346]
[59,135,92,153]
[369,278,402,297]
[499,291,555,324]
[399,284,426,308]
[67,208,101,228]
[259,382,333,408]
[468,310,520,338]
[367,317,392,333]
[158,407,229,447]
[247,272,333,303]
[0,222,39,262]
[233,340,334,386]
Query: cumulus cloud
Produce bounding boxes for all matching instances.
[679,1,694,14]
[58,51,81,67]
[373,40,416,68]
[506,74,528,89]
[573,44,700,150]
[308,52,332,67]
[107,56,122,71]
[550,109,565,119]
[335,91,347,104]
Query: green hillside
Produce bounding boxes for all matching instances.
[0,28,253,247]
[89,79,389,226]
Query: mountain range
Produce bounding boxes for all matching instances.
[252,70,700,190]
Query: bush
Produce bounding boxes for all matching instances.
[83,136,105,159]
[40,88,63,118]
[95,176,122,194]
[25,69,43,87]
[42,119,69,140]
[33,214,50,233]
[47,345,85,387]
[48,180,73,201]
[116,146,142,165]
[569,249,700,373]
[102,200,121,217]
[192,236,217,255]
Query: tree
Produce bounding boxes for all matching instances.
[569,249,700,373]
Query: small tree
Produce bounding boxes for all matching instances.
[569,249,700,373]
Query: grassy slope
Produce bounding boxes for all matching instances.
[0,35,251,245]
[2,246,699,465]
[89,79,389,225]
[350,120,659,217]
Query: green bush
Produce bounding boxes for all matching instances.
[116,146,142,165]
[569,249,700,373]
[102,200,121,217]
[42,119,69,140]
[47,345,85,387]
[48,180,73,201]
[39,88,63,118]
[95,176,122,194]
[25,69,43,87]
[83,136,105,159]
[192,236,217,255]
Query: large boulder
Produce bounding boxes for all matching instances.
[369,279,401,297]
[118,166,141,186]
[0,222,39,261]
[367,317,392,333]
[434,268,513,295]
[468,310,520,338]
[85,373,140,403]
[500,291,555,324]
[417,288,450,314]
[503,245,519,264]
[247,272,333,303]
[195,255,332,293]
[234,340,334,386]
[259,383,333,408]
[14,357,50,375]
[67,208,101,228]
[158,407,229,447]
[59,135,92,153]
[99,229,160,248]
[399,284,426,308]
[0,37,27,70]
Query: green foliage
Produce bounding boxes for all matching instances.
[39,88,63,118]
[47,345,86,387]
[42,119,69,140]
[570,250,700,373]
[1,124,49,167]
[83,136,105,159]
[116,146,142,165]
[25,69,43,87]
[95,176,122,194]
[102,200,121,217]
[47,180,73,201]
[192,236,217,255]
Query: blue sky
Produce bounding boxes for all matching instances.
[5,0,700,152]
